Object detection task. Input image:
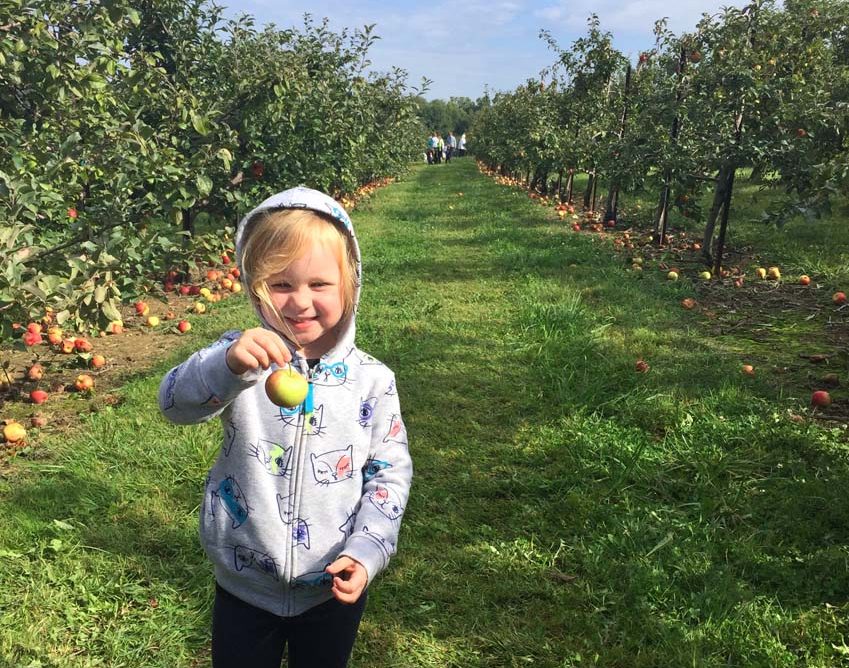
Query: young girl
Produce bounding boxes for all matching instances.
[158,187,413,668]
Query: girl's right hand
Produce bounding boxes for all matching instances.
[225,327,292,375]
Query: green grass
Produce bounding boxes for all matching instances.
[1,158,848,667]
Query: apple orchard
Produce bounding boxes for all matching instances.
[469,0,848,415]
[0,2,422,447]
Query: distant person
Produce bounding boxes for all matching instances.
[159,187,413,668]
[426,131,438,164]
[435,133,444,164]
[445,132,456,162]
[458,132,467,157]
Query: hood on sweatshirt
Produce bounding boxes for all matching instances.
[234,187,362,361]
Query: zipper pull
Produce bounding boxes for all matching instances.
[303,381,314,434]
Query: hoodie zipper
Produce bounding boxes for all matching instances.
[282,356,313,616]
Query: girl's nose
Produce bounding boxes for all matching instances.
[289,287,311,310]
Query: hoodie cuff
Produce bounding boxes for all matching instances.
[339,535,388,585]
[201,342,264,401]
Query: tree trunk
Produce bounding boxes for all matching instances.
[712,168,736,276]
[556,170,564,202]
[749,162,766,182]
[583,171,595,211]
[565,171,574,204]
[702,165,733,263]
[604,187,619,223]
[653,46,688,245]
[591,173,599,213]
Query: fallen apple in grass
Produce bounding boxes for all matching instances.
[177,320,192,334]
[74,374,94,392]
[741,364,755,376]
[146,316,160,327]
[265,366,309,408]
[833,291,847,305]
[3,421,26,443]
[135,301,150,316]
[30,390,48,404]
[681,298,696,310]
[767,266,781,280]
[699,271,712,280]
[667,271,679,281]
[756,267,767,279]
[27,364,45,381]
[74,337,93,353]
[22,330,43,346]
[90,354,106,369]
[811,390,831,407]
[799,275,811,286]
[635,359,650,373]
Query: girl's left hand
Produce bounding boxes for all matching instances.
[326,556,367,604]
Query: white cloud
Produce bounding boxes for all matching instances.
[532,0,750,35]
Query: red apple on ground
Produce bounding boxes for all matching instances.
[179,285,192,296]
[681,298,696,310]
[31,415,48,428]
[90,354,106,369]
[799,275,811,286]
[741,364,755,376]
[60,338,76,354]
[74,338,93,353]
[265,367,309,408]
[811,390,831,407]
[29,390,48,404]
[135,301,150,316]
[635,359,650,373]
[26,322,42,334]
[177,320,192,334]
[22,331,43,346]
[833,292,847,305]
[27,364,45,381]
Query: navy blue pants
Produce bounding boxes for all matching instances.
[211,583,367,668]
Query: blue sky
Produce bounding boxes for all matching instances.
[219,0,749,100]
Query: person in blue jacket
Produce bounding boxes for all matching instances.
[158,187,413,668]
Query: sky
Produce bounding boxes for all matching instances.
[219,0,750,100]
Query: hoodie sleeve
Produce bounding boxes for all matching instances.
[340,373,413,584]
[158,330,265,425]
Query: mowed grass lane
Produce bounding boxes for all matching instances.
[0,158,847,667]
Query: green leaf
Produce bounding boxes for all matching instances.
[102,300,122,322]
[190,111,210,136]
[196,174,213,197]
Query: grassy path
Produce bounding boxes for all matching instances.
[1,159,848,667]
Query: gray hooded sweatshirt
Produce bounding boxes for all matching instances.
[158,187,412,617]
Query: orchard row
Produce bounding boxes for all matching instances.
[0,2,423,333]
[469,0,849,274]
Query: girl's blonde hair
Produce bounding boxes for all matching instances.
[240,208,358,339]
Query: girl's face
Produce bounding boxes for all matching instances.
[265,239,345,358]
